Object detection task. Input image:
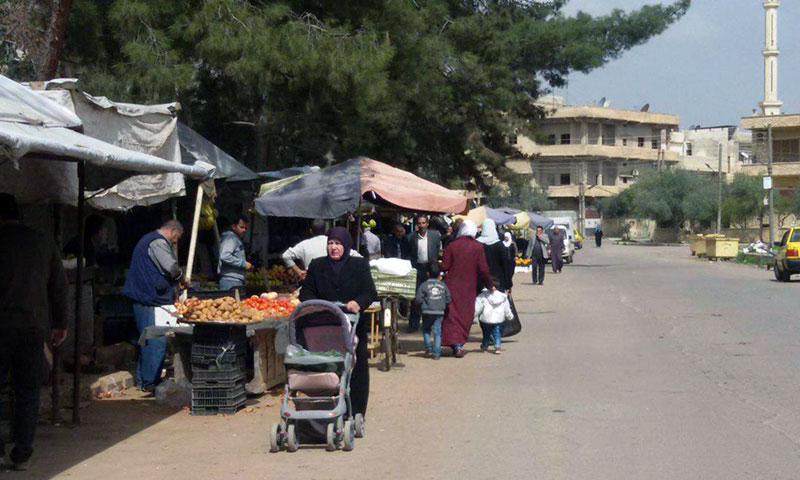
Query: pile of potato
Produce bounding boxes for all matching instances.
[175,296,264,323]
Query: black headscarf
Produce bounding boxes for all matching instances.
[327,226,353,275]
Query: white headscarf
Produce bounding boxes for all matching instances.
[457,219,478,238]
[503,232,513,248]
[477,219,500,245]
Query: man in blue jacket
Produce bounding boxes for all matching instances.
[218,216,252,291]
[123,219,184,392]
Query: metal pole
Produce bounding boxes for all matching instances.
[717,144,723,234]
[51,205,62,423]
[768,125,776,246]
[578,162,586,239]
[72,160,85,425]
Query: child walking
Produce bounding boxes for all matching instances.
[474,282,513,354]
[413,263,451,360]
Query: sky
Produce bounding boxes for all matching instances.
[552,0,800,128]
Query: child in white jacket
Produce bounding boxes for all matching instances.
[474,288,514,354]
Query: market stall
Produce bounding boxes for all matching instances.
[254,156,469,370]
[0,74,213,424]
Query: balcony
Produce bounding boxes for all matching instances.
[517,142,680,163]
[741,162,800,177]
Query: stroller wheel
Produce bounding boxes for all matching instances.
[286,424,299,453]
[269,423,282,453]
[326,423,338,451]
[354,414,365,438]
[343,419,355,451]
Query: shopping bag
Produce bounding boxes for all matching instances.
[500,295,522,338]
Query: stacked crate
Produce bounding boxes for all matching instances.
[190,324,247,415]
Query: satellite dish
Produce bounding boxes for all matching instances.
[597,97,607,107]
[640,103,650,112]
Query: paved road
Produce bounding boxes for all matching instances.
[33,244,800,479]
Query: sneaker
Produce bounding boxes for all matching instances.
[432,355,441,360]
[424,350,432,358]
[479,345,488,352]
[493,348,502,355]
[454,348,466,358]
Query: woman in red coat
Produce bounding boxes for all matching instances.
[441,219,494,357]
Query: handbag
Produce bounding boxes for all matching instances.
[500,295,522,338]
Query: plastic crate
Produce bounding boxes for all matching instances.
[371,269,417,300]
[190,350,245,366]
[192,324,247,346]
[191,366,246,384]
[190,402,246,416]
[192,383,246,401]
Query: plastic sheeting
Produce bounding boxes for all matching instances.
[177,123,258,181]
[255,157,468,218]
[0,75,81,128]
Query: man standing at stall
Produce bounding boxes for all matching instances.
[383,223,410,260]
[218,216,253,291]
[282,219,328,280]
[0,193,68,471]
[407,215,441,332]
[123,219,185,392]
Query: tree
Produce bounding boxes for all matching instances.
[599,188,634,219]
[485,175,552,212]
[49,0,689,182]
[721,173,764,229]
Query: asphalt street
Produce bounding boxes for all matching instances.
[29,244,800,479]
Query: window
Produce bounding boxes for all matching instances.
[622,177,629,184]
[545,134,556,145]
[560,173,571,185]
[637,137,645,147]
[781,230,790,246]
[560,133,571,145]
[651,128,661,150]
[686,142,693,156]
[622,138,628,146]
[602,125,616,146]
[774,139,799,163]
[791,229,800,243]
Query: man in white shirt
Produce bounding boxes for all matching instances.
[407,215,441,332]
[282,219,361,279]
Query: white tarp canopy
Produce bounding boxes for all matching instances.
[0,75,211,205]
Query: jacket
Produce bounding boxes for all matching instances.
[383,235,410,260]
[408,229,442,267]
[123,231,181,306]
[0,223,68,332]
[218,230,247,283]
[299,255,378,327]
[483,242,513,291]
[474,290,514,325]
[413,279,451,315]
[525,233,549,260]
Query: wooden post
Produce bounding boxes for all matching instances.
[184,184,204,294]
[72,160,85,425]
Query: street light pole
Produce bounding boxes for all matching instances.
[767,124,776,246]
[717,144,723,234]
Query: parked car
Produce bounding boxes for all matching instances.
[545,224,575,264]
[774,226,800,282]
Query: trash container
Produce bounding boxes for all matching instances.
[689,234,705,256]
[706,236,739,259]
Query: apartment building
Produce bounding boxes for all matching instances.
[669,126,752,178]
[509,96,679,210]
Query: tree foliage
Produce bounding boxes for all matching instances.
[721,173,763,229]
[7,0,690,181]
[485,174,552,212]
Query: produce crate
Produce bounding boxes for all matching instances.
[371,269,417,300]
[706,237,739,259]
[190,403,246,416]
[191,356,246,376]
[191,381,247,416]
[192,324,247,346]
[190,349,245,366]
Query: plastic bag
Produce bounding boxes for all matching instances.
[369,258,413,276]
[500,295,522,338]
[155,379,192,408]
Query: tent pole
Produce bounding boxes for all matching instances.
[184,182,204,294]
[51,206,62,423]
[72,160,86,426]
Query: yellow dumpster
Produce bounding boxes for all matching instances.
[706,236,739,259]
[689,234,705,256]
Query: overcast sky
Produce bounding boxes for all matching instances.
[552,0,800,128]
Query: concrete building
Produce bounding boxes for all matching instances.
[509,95,679,211]
[669,126,752,178]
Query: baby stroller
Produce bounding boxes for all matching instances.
[270,300,365,452]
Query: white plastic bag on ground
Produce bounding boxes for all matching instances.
[369,258,413,276]
[155,378,192,408]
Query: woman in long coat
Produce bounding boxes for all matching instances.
[477,219,513,293]
[441,220,493,358]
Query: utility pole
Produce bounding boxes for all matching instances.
[578,162,586,239]
[716,143,723,234]
[767,124,776,246]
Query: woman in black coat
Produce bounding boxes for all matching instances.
[299,227,377,417]
[477,219,513,292]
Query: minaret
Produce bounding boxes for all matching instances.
[760,0,782,116]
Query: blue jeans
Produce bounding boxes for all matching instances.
[218,277,244,292]
[480,323,502,349]
[133,303,166,389]
[421,314,443,357]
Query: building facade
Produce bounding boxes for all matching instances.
[669,126,752,178]
[509,96,679,211]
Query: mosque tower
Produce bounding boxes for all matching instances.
[760,1,782,116]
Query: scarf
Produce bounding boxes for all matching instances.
[477,219,500,245]
[327,226,353,275]
[503,232,513,248]
[457,219,478,238]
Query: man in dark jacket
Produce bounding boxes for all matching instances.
[0,193,67,470]
[407,215,442,332]
[525,225,549,285]
[123,219,184,391]
[383,223,410,259]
